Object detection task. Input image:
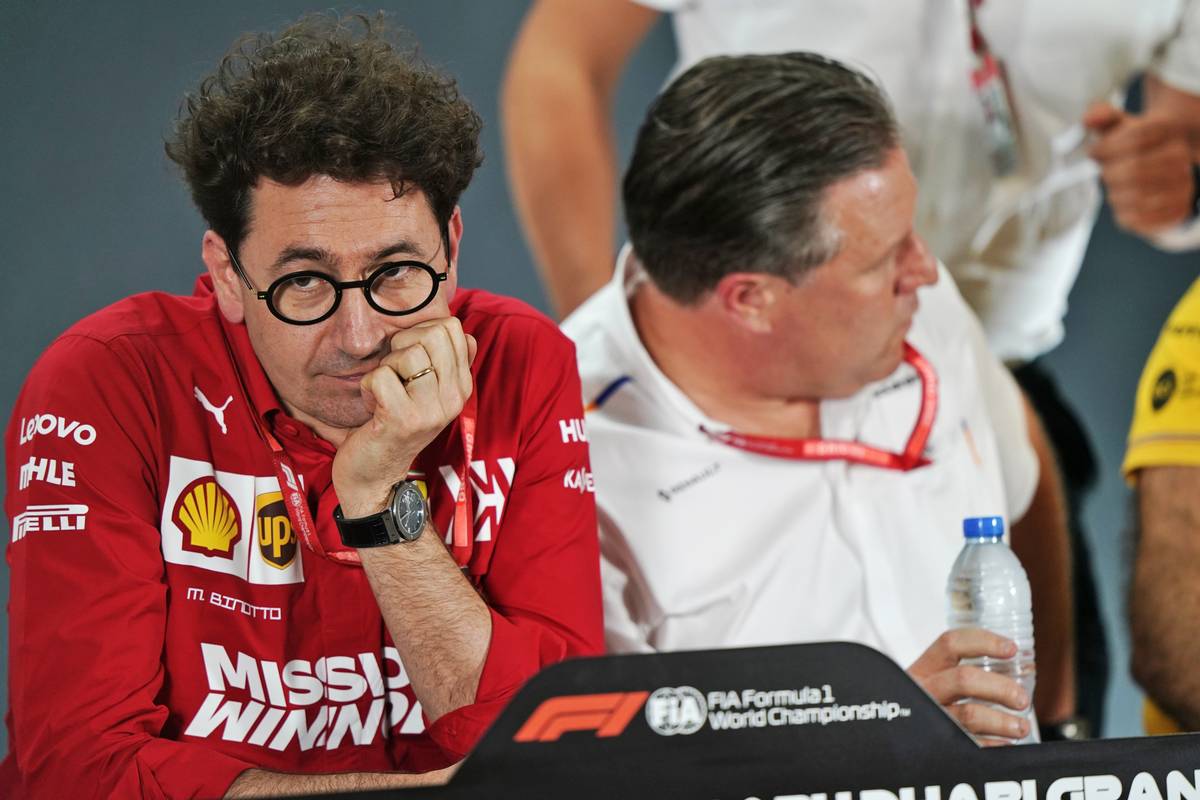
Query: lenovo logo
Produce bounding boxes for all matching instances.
[513,691,649,743]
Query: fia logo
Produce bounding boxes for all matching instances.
[644,686,707,736]
[194,387,234,435]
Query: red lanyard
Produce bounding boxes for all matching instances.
[450,397,477,570]
[261,395,477,569]
[965,0,1020,177]
[222,333,477,568]
[701,343,937,471]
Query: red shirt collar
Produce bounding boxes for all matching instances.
[194,274,331,454]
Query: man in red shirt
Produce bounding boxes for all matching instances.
[3,15,603,798]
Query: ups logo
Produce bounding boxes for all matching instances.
[255,491,296,569]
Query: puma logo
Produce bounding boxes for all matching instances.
[194,387,233,435]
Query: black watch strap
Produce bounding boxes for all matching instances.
[333,504,401,548]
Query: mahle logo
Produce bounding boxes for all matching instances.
[174,476,241,558]
[255,491,295,569]
[645,686,707,736]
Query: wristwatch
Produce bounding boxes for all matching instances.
[333,481,429,548]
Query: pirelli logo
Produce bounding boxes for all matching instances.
[513,691,649,743]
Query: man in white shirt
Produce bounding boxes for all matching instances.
[563,52,1074,743]
[508,0,1200,735]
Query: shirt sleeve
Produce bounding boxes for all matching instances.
[1124,277,1200,477]
[5,334,253,799]
[1150,0,1200,96]
[424,322,604,760]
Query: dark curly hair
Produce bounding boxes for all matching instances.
[165,13,483,255]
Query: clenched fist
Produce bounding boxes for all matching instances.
[1085,102,1196,236]
[332,317,477,517]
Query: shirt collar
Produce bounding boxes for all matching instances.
[600,246,878,439]
[193,274,284,417]
[605,245,725,432]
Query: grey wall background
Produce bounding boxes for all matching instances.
[0,0,1194,755]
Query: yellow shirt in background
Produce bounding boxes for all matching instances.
[1124,276,1200,736]
[1125,277,1200,478]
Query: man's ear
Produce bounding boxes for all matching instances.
[201,230,246,324]
[444,205,464,297]
[712,272,778,334]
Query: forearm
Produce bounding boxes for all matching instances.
[502,0,658,318]
[358,531,493,721]
[225,764,457,798]
[1130,467,1200,730]
[1010,403,1075,723]
[502,52,618,317]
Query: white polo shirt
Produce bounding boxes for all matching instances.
[562,249,1038,667]
[634,0,1200,362]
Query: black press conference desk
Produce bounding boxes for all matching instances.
[306,643,1200,800]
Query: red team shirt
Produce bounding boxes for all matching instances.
[2,276,603,798]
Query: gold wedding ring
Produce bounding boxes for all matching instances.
[401,366,434,386]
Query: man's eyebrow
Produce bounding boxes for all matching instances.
[269,246,336,274]
[371,239,433,262]
[265,238,437,275]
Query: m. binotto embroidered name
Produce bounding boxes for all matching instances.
[187,587,282,620]
[183,642,425,752]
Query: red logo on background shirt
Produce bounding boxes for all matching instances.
[173,476,241,558]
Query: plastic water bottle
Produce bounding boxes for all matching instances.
[945,515,1040,744]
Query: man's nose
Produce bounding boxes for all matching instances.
[897,234,939,294]
[331,289,390,359]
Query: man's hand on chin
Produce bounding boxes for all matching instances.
[332,317,477,516]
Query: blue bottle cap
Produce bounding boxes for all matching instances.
[963,516,1005,539]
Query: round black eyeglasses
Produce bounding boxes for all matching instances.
[228,250,449,326]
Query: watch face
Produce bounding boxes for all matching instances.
[391,482,428,541]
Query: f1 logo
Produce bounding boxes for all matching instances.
[513,691,650,743]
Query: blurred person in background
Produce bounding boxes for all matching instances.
[504,0,1200,736]
[1125,274,1200,735]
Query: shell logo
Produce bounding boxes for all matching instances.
[172,476,241,558]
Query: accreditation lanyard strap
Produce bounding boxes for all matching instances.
[222,330,478,568]
[263,393,478,569]
[701,343,937,471]
[966,0,1021,177]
